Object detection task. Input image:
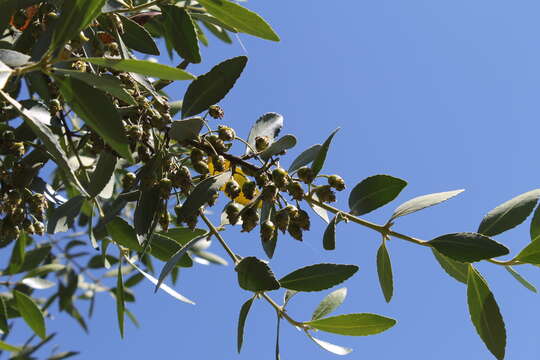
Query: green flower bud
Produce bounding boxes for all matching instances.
[287,181,304,201]
[190,148,205,163]
[255,136,270,152]
[292,209,310,231]
[297,166,315,184]
[208,105,224,119]
[328,175,346,191]
[242,180,257,200]
[225,179,241,199]
[193,160,209,175]
[159,178,172,198]
[225,202,242,225]
[272,167,289,189]
[218,125,235,142]
[260,220,276,243]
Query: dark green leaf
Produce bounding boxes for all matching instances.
[377,243,393,303]
[8,232,26,274]
[83,58,195,81]
[59,269,78,311]
[504,266,537,293]
[7,245,52,275]
[431,248,468,284]
[515,240,540,264]
[478,189,540,237]
[312,288,347,321]
[134,185,161,244]
[156,227,207,246]
[428,233,509,263]
[55,76,133,161]
[191,13,239,33]
[14,290,46,339]
[197,0,279,41]
[306,313,396,336]
[348,175,407,216]
[47,196,85,234]
[0,296,8,334]
[530,205,540,242]
[50,0,106,51]
[161,5,201,63]
[177,172,231,219]
[182,56,247,117]
[119,14,160,55]
[24,264,65,278]
[116,265,125,338]
[237,297,254,353]
[323,215,338,250]
[235,257,280,292]
[202,20,233,44]
[53,69,136,105]
[88,152,117,198]
[260,135,297,161]
[306,333,352,355]
[168,118,205,142]
[390,189,464,222]
[311,128,339,177]
[279,264,358,292]
[467,265,506,360]
[288,144,322,174]
[106,217,142,252]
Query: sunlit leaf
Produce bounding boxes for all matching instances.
[306,332,352,355]
[306,313,396,336]
[390,189,464,222]
[83,58,195,81]
[312,288,347,321]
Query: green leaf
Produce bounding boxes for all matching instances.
[515,239,540,264]
[431,248,468,284]
[83,58,195,81]
[134,185,161,244]
[8,232,26,274]
[348,174,407,216]
[389,189,464,222]
[47,196,85,234]
[54,76,133,161]
[235,257,280,292]
[306,313,396,336]
[504,266,537,293]
[155,233,207,292]
[14,290,46,339]
[530,205,540,242]
[311,128,339,177]
[467,265,506,360]
[306,333,352,355]
[156,227,207,247]
[161,5,201,63]
[177,172,231,219]
[288,144,322,174]
[376,243,393,303]
[279,264,358,292]
[50,0,106,51]
[88,152,117,198]
[0,296,8,334]
[428,233,510,263]
[48,351,80,360]
[0,340,21,353]
[53,69,136,105]
[260,135,297,161]
[323,215,339,250]
[478,189,540,237]
[168,118,205,142]
[197,0,279,41]
[182,56,247,117]
[119,14,160,55]
[308,193,330,224]
[116,265,125,338]
[21,278,55,290]
[6,245,52,275]
[311,288,347,321]
[107,217,142,252]
[24,264,65,278]
[0,91,87,195]
[237,297,254,353]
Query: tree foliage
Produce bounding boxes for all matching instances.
[0,1,537,359]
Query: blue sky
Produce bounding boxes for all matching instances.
[10,1,540,359]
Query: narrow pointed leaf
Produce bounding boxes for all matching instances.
[530,205,540,242]
[279,264,358,292]
[309,193,330,224]
[377,243,393,302]
[177,172,231,219]
[390,189,464,221]
[349,175,407,216]
[161,5,201,63]
[283,290,298,306]
[55,76,132,161]
[260,135,297,161]
[119,14,160,55]
[504,266,537,293]
[7,245,52,275]
[237,297,254,353]
[169,118,205,142]
[116,265,125,338]
[306,313,396,336]
[306,333,353,355]
[235,257,280,292]
[83,58,195,80]
[312,288,347,321]
[431,248,468,284]
[323,215,338,250]
[311,128,339,177]
[429,233,509,263]
[515,240,540,264]
[288,144,322,174]
[14,290,46,339]
[134,185,161,244]
[47,196,85,234]
[182,56,247,117]
[0,296,8,334]
[478,189,540,236]
[260,201,277,258]
[21,278,55,290]
[0,340,21,353]
[88,152,117,198]
[467,266,506,360]
[197,0,279,41]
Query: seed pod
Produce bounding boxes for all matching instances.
[190,148,204,163]
[33,221,45,236]
[328,175,346,191]
[260,220,276,242]
[287,181,304,201]
[217,125,235,142]
[261,183,278,203]
[225,202,242,225]
[207,191,219,206]
[212,155,226,172]
[288,223,303,241]
[193,160,209,175]
[272,167,289,190]
[208,105,224,119]
[159,178,172,198]
[23,220,35,235]
[255,136,270,152]
[292,209,310,231]
[121,173,136,191]
[224,179,241,199]
[242,180,257,200]
[207,135,227,153]
[241,207,259,233]
[297,166,315,184]
[274,208,290,234]
[315,185,336,203]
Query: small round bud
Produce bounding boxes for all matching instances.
[206,134,227,153]
[224,179,241,199]
[217,125,235,142]
[225,202,242,225]
[260,220,276,242]
[255,172,270,187]
[49,99,62,115]
[287,181,304,201]
[272,167,289,189]
[190,148,204,163]
[208,105,224,119]
[328,175,345,191]
[193,160,209,175]
[297,166,315,184]
[241,180,257,200]
[255,136,270,152]
[122,172,137,189]
[34,221,45,235]
[212,155,226,172]
[171,166,192,191]
[159,211,170,232]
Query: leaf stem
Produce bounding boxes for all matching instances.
[199,211,240,264]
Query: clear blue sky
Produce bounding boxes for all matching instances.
[12,1,540,359]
